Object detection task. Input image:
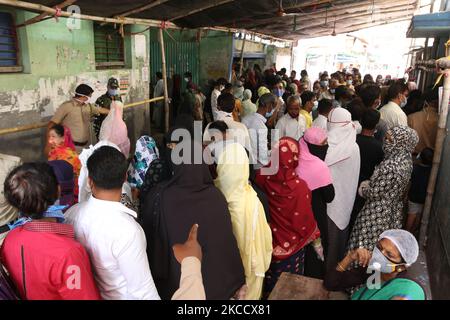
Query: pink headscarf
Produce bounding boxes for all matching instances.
[295,127,333,191]
[99,101,130,157]
[63,126,76,151]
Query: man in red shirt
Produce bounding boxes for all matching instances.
[1,162,100,300]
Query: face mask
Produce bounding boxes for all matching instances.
[320,81,329,87]
[265,109,275,118]
[347,80,353,85]
[312,101,319,112]
[330,88,336,94]
[274,88,284,98]
[219,85,225,91]
[75,94,92,105]
[368,247,406,274]
[400,96,408,108]
[374,100,381,109]
[108,88,119,96]
[184,78,190,82]
[306,142,328,161]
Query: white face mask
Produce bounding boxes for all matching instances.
[368,247,406,274]
[219,85,225,91]
[375,100,381,109]
[312,100,319,112]
[400,95,408,108]
[75,93,93,105]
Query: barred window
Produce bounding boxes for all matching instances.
[93,23,125,69]
[0,12,21,72]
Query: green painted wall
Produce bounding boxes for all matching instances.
[0,8,234,162]
[149,28,233,91]
[199,30,233,90]
[0,7,151,161]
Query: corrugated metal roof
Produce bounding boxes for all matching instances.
[12,0,419,40]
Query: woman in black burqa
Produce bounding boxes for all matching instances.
[140,136,245,299]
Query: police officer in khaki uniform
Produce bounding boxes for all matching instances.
[46,84,110,154]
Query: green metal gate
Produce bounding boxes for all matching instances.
[150,40,199,87]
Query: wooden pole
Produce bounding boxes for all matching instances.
[0,0,178,28]
[420,60,450,248]
[168,0,235,22]
[158,28,170,133]
[0,0,293,43]
[289,42,294,74]
[239,34,246,77]
[0,97,164,136]
[204,26,291,43]
[101,0,171,26]
[16,0,77,28]
[113,0,171,18]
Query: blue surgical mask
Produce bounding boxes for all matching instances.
[265,109,275,118]
[7,203,69,231]
[320,81,329,87]
[347,80,353,85]
[368,247,406,274]
[41,204,68,223]
[108,88,119,96]
[274,88,284,98]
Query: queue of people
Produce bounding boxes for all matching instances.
[0,66,438,301]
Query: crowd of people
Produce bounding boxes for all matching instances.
[0,63,439,300]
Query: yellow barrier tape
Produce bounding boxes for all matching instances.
[0,96,164,136]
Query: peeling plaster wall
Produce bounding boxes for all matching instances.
[0,8,150,162]
[199,31,233,89]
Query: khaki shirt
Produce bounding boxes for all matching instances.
[0,153,21,245]
[51,99,100,143]
[408,106,438,154]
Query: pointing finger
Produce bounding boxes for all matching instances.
[188,224,199,241]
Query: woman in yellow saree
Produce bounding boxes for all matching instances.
[214,142,273,300]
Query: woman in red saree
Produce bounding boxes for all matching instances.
[47,124,81,202]
[255,137,321,296]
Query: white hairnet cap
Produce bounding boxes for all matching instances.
[379,229,419,266]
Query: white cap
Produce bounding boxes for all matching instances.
[379,229,419,266]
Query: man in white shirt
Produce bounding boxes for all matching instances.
[66,146,160,300]
[379,81,409,129]
[204,92,251,154]
[312,98,333,131]
[242,93,277,169]
[211,78,227,121]
[275,95,306,141]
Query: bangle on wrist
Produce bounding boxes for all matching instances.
[337,262,346,272]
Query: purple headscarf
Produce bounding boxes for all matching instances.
[48,160,75,207]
